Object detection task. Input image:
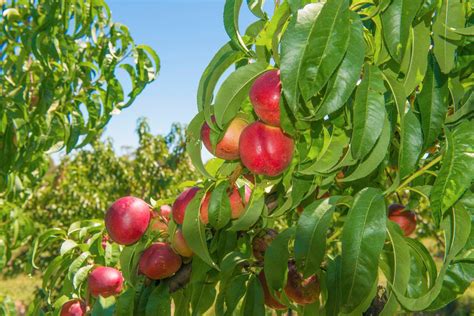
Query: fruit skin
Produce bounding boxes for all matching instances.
[172,187,200,225]
[239,122,294,177]
[201,116,249,160]
[139,242,182,280]
[249,70,281,126]
[284,261,320,305]
[200,185,251,224]
[172,228,193,257]
[105,196,151,245]
[150,205,172,233]
[60,300,87,316]
[252,229,278,262]
[88,266,124,298]
[258,271,287,310]
[388,203,417,236]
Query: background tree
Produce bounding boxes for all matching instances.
[0,0,159,270]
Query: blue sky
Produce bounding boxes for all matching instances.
[100,0,273,154]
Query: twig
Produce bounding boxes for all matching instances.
[396,155,442,193]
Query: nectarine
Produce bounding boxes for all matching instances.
[249,70,281,126]
[139,242,182,280]
[239,122,294,177]
[201,116,248,160]
[388,203,416,236]
[105,196,151,245]
[60,300,86,316]
[172,187,200,225]
[88,266,123,298]
[284,261,320,305]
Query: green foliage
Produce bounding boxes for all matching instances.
[0,0,159,196]
[0,0,159,279]
[14,0,474,314]
[27,119,194,231]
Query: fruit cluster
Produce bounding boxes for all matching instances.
[201,69,295,177]
[60,71,417,314]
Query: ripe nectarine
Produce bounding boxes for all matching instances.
[172,187,200,225]
[88,266,123,298]
[249,70,281,126]
[201,116,248,160]
[105,196,151,245]
[239,122,294,177]
[139,242,182,280]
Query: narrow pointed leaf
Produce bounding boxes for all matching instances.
[298,0,351,101]
[398,109,423,179]
[224,0,251,55]
[431,122,474,221]
[416,54,449,149]
[315,13,365,119]
[280,3,324,112]
[295,198,335,277]
[183,190,219,270]
[341,188,386,312]
[351,64,386,159]
[214,61,268,128]
[381,0,422,62]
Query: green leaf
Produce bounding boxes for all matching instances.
[228,186,265,232]
[224,274,249,315]
[417,54,449,149]
[183,189,219,270]
[68,251,91,282]
[431,122,474,222]
[393,206,471,310]
[382,70,407,119]
[241,275,265,316]
[214,61,268,128]
[60,239,78,255]
[246,0,267,19]
[116,289,135,316]
[432,0,464,73]
[146,283,171,316]
[73,264,93,290]
[445,92,473,124]
[315,13,365,119]
[325,256,342,316]
[342,116,391,182]
[208,181,232,229]
[380,222,411,316]
[444,25,474,36]
[298,0,351,101]
[280,3,324,112]
[350,64,386,159]
[300,126,348,174]
[295,198,335,277]
[92,296,115,316]
[381,0,422,62]
[197,42,244,111]
[224,0,251,55]
[428,233,474,310]
[341,188,386,312]
[186,112,214,179]
[402,19,431,96]
[264,227,296,291]
[398,109,423,179]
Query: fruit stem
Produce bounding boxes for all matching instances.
[396,155,442,193]
[229,164,244,186]
[327,229,342,243]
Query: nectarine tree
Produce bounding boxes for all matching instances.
[28,0,474,314]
